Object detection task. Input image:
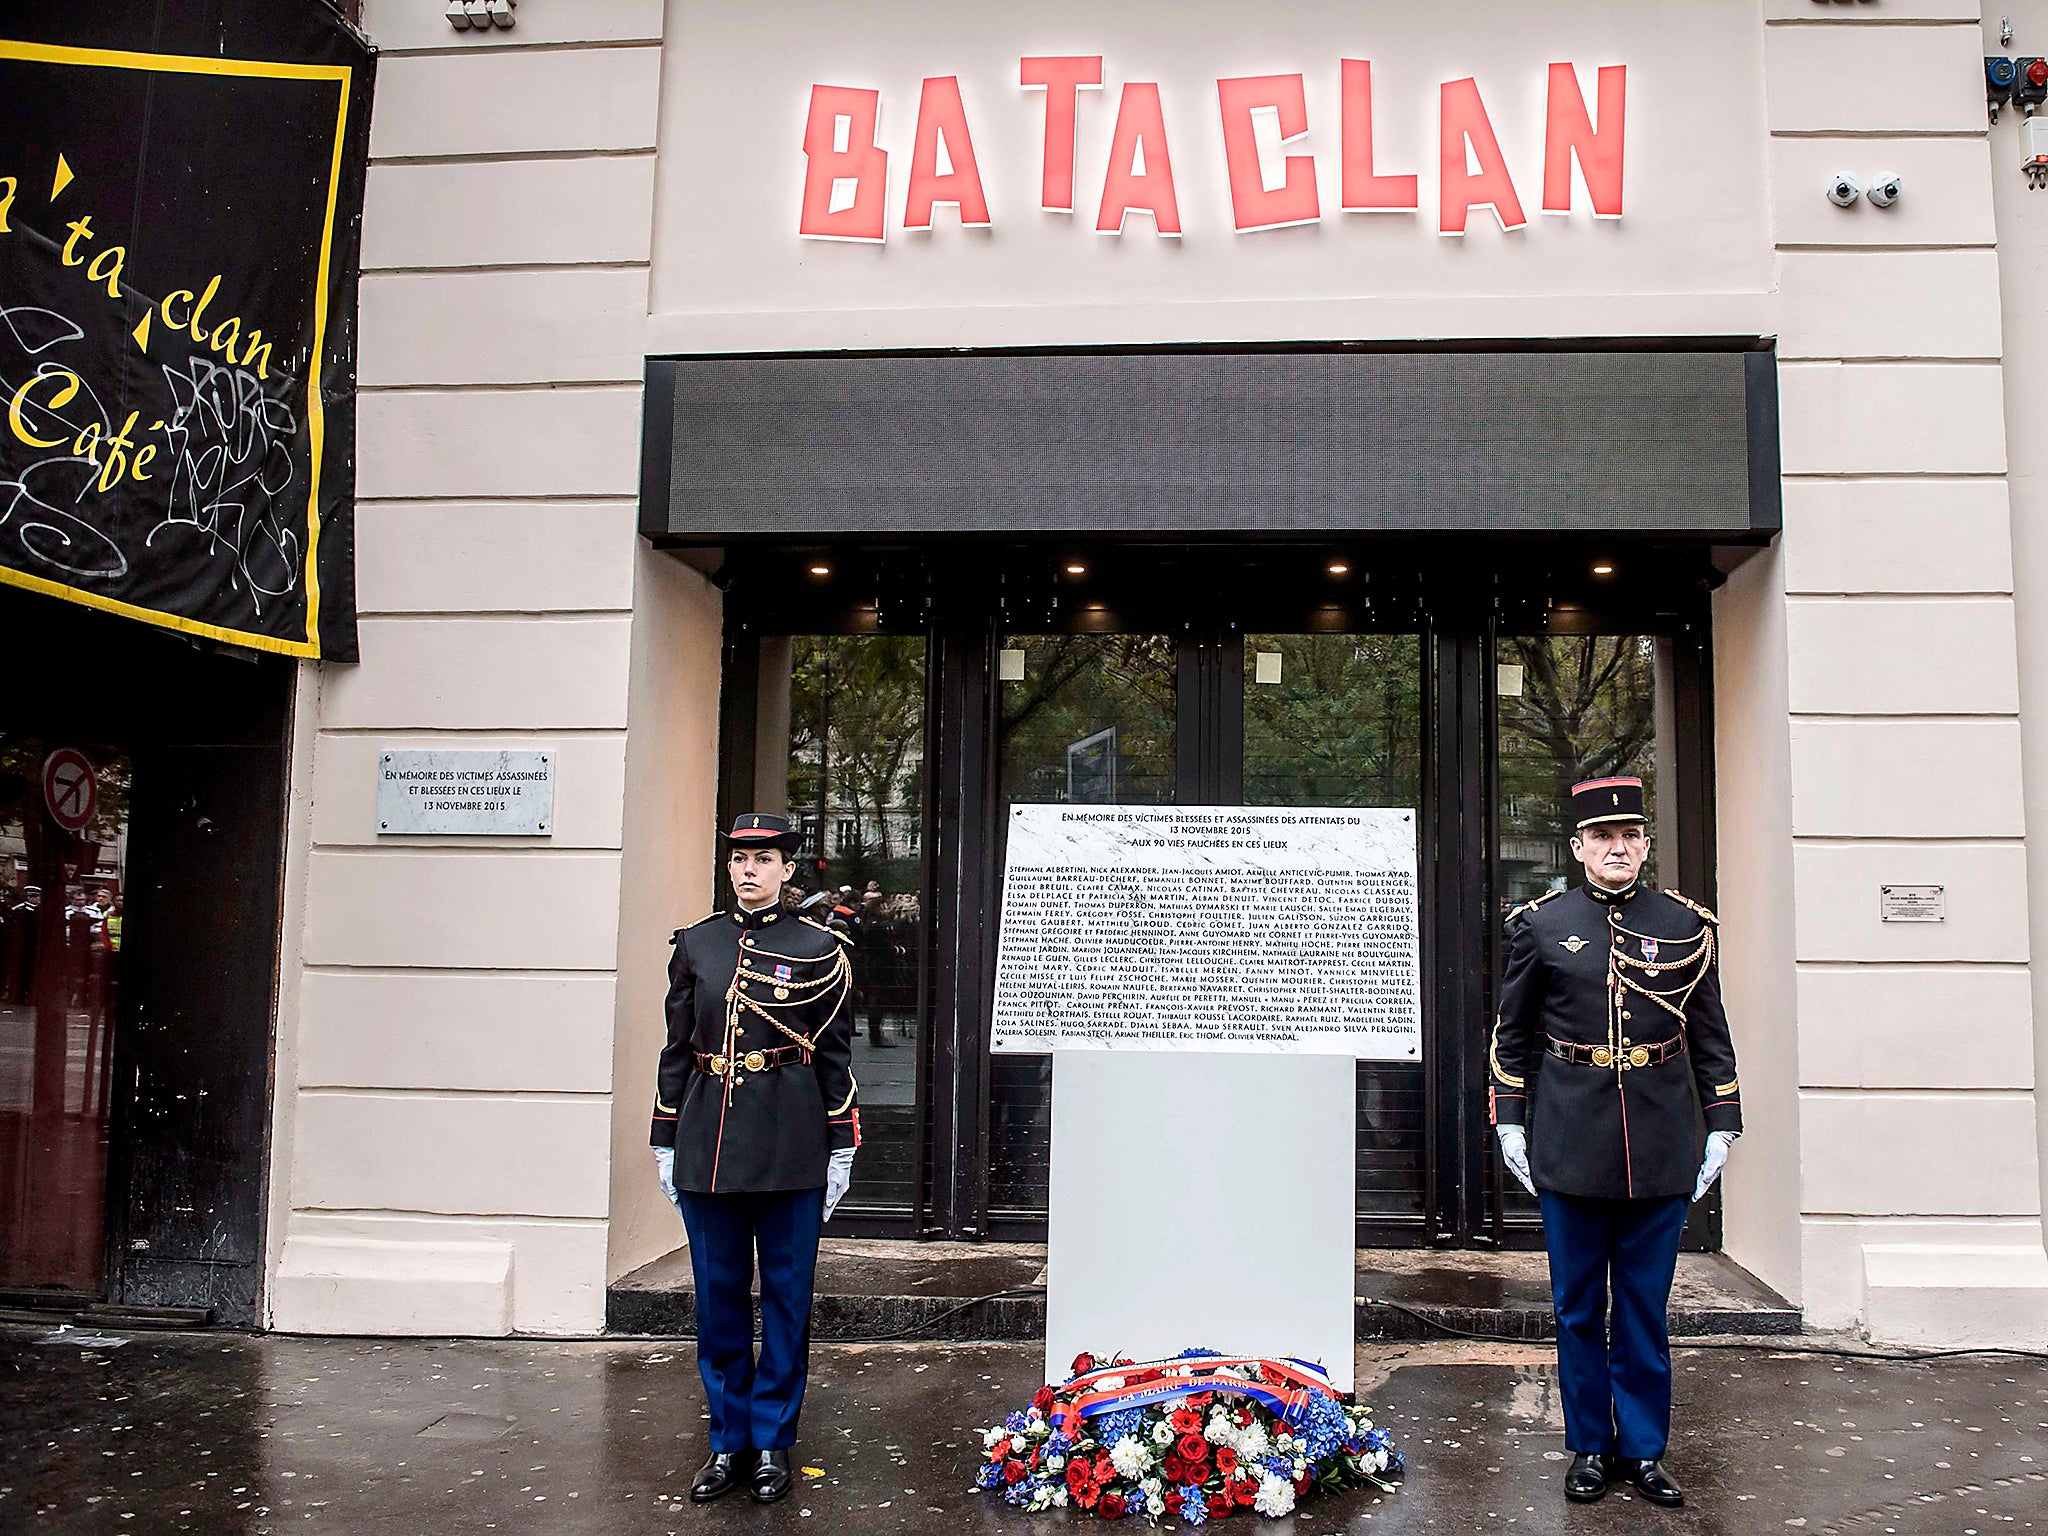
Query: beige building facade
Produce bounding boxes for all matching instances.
[263,0,2048,1347]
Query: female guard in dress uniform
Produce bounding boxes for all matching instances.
[1489,776,1741,1509]
[650,812,861,1504]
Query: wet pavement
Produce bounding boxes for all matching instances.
[3,1325,2045,1535]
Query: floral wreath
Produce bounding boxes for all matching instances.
[975,1348,1403,1523]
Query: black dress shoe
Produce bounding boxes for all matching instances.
[751,1447,793,1503]
[690,1450,753,1503]
[1619,1457,1685,1507]
[1563,1452,1613,1502]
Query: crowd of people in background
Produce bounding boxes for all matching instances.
[0,880,121,1008]
[784,877,921,1049]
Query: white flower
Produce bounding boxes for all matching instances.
[1147,1494,1167,1517]
[1140,1477,1162,1497]
[1237,1422,1271,1459]
[1292,1457,1308,1477]
[1029,1486,1055,1512]
[1050,1486,1069,1508]
[1252,1471,1295,1518]
[982,1427,1007,1449]
[1368,1448,1388,1473]
[1274,1432,1294,1453]
[1009,1435,1027,1455]
[1096,1376,1125,1392]
[1204,1413,1237,1446]
[1109,1435,1152,1480]
[1151,1419,1175,1446]
[1045,1454,1066,1474]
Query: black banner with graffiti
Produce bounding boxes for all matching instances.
[0,3,372,660]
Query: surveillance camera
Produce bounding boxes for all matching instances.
[1825,173,1862,208]
[1866,174,1903,208]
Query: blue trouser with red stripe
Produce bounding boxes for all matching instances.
[676,1186,825,1453]
[1538,1190,1690,1460]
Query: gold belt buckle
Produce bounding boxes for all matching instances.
[708,1054,729,1076]
[1628,1046,1651,1069]
[1589,1046,1615,1068]
[743,1050,767,1072]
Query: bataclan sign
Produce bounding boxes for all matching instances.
[798,58,1626,243]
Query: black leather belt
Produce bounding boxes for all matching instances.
[695,1045,806,1077]
[1545,1033,1685,1071]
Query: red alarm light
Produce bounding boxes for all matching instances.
[2031,58,2048,86]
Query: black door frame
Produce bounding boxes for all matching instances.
[710,540,1722,1248]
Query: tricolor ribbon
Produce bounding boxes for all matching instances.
[1054,1354,1341,1438]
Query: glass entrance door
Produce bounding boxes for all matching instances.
[717,543,1719,1248]
[1242,633,1428,1237]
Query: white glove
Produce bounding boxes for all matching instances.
[824,1147,855,1222]
[1495,1124,1536,1197]
[1693,1129,1737,1202]
[652,1146,682,1217]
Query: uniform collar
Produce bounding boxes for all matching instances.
[732,903,783,930]
[1582,879,1641,906]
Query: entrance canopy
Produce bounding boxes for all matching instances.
[641,345,1780,545]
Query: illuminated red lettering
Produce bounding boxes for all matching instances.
[800,84,889,243]
[1340,59,1417,212]
[1439,76,1524,235]
[1096,82,1181,236]
[1542,62,1626,217]
[904,75,990,230]
[1216,72,1319,232]
[1020,54,1102,212]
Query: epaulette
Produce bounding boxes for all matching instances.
[1664,889,1718,925]
[800,914,853,944]
[1504,889,1563,925]
[672,910,723,943]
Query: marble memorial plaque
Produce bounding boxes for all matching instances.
[992,804,1420,1059]
[377,749,554,836]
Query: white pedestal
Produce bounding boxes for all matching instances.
[1042,1050,1357,1393]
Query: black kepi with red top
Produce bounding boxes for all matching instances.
[1570,775,1645,829]
[725,811,804,852]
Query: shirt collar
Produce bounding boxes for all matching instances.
[732,902,782,929]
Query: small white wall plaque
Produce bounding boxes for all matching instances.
[378,750,554,836]
[1879,884,1944,923]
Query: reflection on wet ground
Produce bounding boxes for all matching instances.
[2,1328,2045,1533]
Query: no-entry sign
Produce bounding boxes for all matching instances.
[42,748,97,833]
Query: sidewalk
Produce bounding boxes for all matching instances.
[3,1325,2044,1534]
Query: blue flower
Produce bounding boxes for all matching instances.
[1176,1347,1224,1361]
[976,1461,1003,1490]
[1096,1407,1147,1447]
[1262,1454,1292,1478]
[1005,1410,1030,1433]
[1002,1480,1034,1506]
[1045,1430,1073,1457]
[1178,1483,1208,1524]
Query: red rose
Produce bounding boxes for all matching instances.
[1032,1385,1057,1414]
[1165,1491,1184,1514]
[1002,1460,1028,1485]
[1161,1455,1188,1484]
[1236,1406,1254,1428]
[1066,1460,1094,1494]
[1132,1369,1162,1385]
[1098,1491,1127,1519]
[1214,1446,1238,1477]
[1206,1492,1234,1518]
[1071,1352,1096,1376]
[1233,1477,1258,1507]
[1294,1472,1313,1497]
[1177,1432,1207,1463]
[1169,1407,1201,1434]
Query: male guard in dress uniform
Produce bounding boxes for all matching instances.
[1489,776,1741,1509]
[651,812,862,1504]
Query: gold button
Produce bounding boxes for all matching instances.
[708,1054,729,1075]
[1622,1037,1632,1046]
[774,987,790,1000]
[731,1074,744,1086]
[1628,1047,1650,1069]
[1622,1013,1632,1022]
[739,981,750,991]
[744,1051,766,1071]
[1591,1047,1614,1068]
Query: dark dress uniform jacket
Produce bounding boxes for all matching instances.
[649,906,861,1193]
[1490,882,1741,1200]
